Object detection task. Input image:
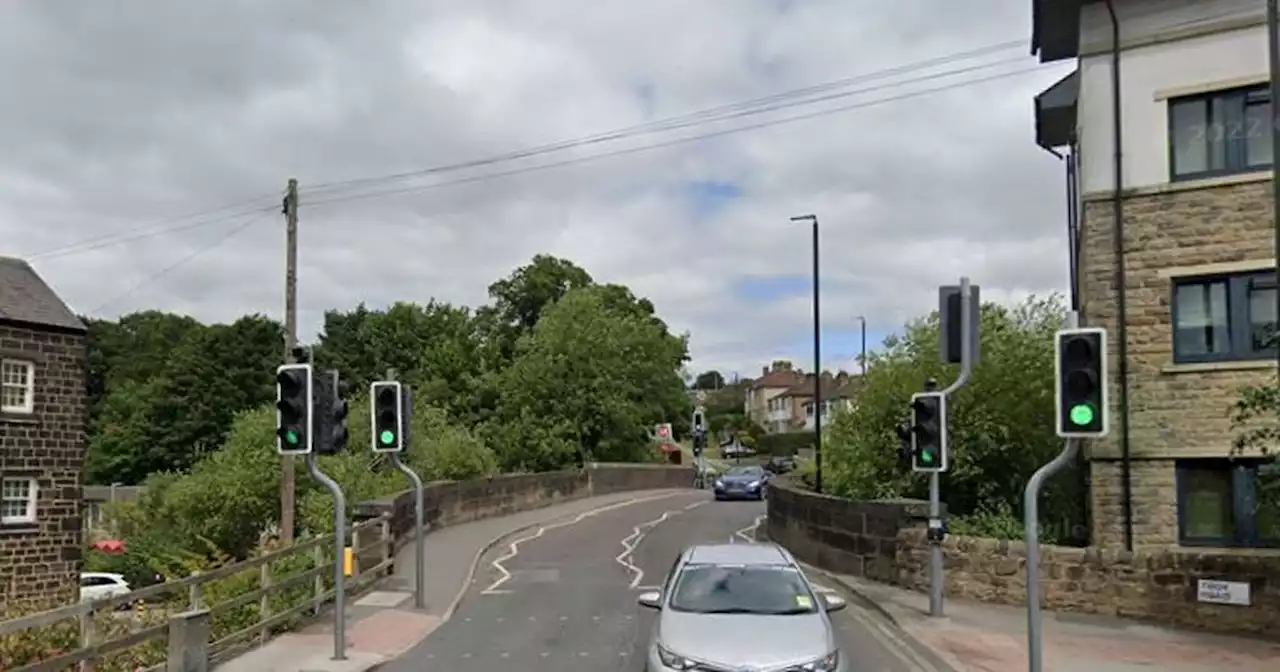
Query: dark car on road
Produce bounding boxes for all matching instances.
[713,465,769,501]
[765,455,796,474]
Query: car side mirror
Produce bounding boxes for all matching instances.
[821,593,847,612]
[637,591,662,609]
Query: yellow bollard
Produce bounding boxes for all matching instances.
[343,547,354,577]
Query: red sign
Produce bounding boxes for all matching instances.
[657,424,671,439]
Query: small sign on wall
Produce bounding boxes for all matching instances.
[1196,579,1251,606]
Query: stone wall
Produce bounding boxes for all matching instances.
[1079,177,1274,544]
[766,477,1280,639]
[0,324,88,608]
[354,462,695,550]
[898,529,1280,638]
[764,478,931,584]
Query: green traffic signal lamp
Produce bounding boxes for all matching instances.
[1055,328,1108,438]
[370,381,404,452]
[275,364,313,455]
[1069,403,1095,426]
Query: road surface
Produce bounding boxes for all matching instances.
[379,490,938,671]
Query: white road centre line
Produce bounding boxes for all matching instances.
[616,501,707,589]
[480,492,685,595]
[733,514,765,543]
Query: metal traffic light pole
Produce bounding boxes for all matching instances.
[929,276,976,618]
[382,369,426,611]
[1026,311,1107,672]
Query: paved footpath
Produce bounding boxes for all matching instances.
[822,571,1280,672]
[217,490,685,672]
[377,489,947,672]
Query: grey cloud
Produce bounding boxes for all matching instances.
[3,0,1069,376]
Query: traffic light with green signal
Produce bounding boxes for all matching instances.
[276,363,313,455]
[370,381,404,452]
[910,391,947,473]
[1055,327,1108,438]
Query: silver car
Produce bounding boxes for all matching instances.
[637,542,848,672]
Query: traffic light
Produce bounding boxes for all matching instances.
[324,376,350,453]
[910,391,947,472]
[692,408,706,433]
[1055,327,1108,438]
[276,363,313,455]
[895,421,912,464]
[370,381,404,452]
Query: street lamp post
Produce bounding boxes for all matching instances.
[791,214,822,493]
[855,315,867,376]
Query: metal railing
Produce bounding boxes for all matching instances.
[0,514,392,672]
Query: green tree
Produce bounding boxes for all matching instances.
[484,285,690,471]
[822,295,1086,543]
[86,314,283,484]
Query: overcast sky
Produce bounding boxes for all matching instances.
[1,0,1076,378]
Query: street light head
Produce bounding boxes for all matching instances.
[790,214,817,223]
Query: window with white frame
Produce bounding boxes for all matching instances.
[1,359,34,414]
[1,477,37,524]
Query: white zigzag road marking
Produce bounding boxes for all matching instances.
[480,492,681,595]
[732,514,766,543]
[616,501,707,589]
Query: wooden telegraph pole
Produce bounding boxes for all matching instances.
[280,178,299,543]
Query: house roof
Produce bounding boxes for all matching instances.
[779,375,855,400]
[750,369,804,390]
[0,256,86,333]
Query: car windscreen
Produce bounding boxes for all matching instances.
[725,466,762,477]
[668,564,818,615]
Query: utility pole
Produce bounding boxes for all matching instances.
[281,177,299,544]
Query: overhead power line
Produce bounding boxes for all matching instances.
[300,39,1029,197]
[22,0,1235,263]
[25,38,1031,261]
[85,210,271,315]
[304,62,1054,209]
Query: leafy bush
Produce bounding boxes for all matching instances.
[820,295,1087,544]
[756,432,813,457]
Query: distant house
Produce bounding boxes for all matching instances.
[744,361,805,433]
[0,256,88,606]
[774,372,858,432]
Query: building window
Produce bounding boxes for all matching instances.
[1169,84,1272,181]
[0,477,37,525]
[1172,271,1277,363]
[0,359,34,414]
[1177,459,1279,548]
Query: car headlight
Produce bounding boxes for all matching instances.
[714,479,724,488]
[656,644,697,670]
[748,480,761,488]
[794,650,840,672]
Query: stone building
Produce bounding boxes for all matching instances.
[0,256,88,606]
[1033,0,1279,549]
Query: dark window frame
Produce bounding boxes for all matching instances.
[1170,270,1277,364]
[1168,84,1273,181]
[1176,458,1280,548]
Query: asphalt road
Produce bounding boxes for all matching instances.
[381,490,939,671]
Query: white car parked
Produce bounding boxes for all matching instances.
[79,572,131,603]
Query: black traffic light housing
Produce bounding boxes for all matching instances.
[895,421,913,464]
[312,370,349,455]
[1055,327,1109,438]
[370,381,404,452]
[276,363,313,455]
[910,391,947,473]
